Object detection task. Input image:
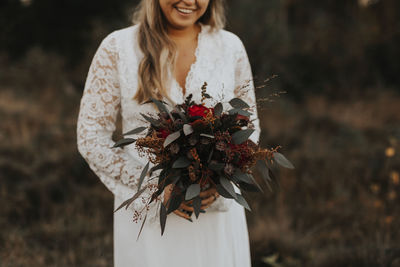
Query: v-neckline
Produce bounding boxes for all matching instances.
[172,23,205,100]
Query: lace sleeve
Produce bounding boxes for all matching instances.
[76,33,151,217]
[233,39,261,144]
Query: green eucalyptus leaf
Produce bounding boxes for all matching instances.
[216,184,235,199]
[214,102,223,116]
[209,162,225,171]
[113,187,147,213]
[200,133,214,139]
[136,214,147,241]
[233,171,263,193]
[207,148,214,163]
[171,174,181,186]
[172,157,191,168]
[151,98,170,114]
[273,152,295,169]
[140,113,160,127]
[112,138,136,148]
[229,98,250,109]
[167,192,183,214]
[219,177,237,199]
[256,160,273,191]
[237,182,262,192]
[232,170,253,184]
[149,164,163,176]
[183,124,194,136]
[232,129,254,144]
[185,184,201,200]
[158,169,167,185]
[228,108,252,117]
[175,108,188,123]
[267,169,281,192]
[247,173,264,193]
[160,203,167,236]
[234,193,251,211]
[193,196,202,219]
[256,160,271,182]
[137,162,150,191]
[163,131,181,147]
[123,127,147,136]
[185,94,193,105]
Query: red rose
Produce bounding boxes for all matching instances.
[157,128,170,138]
[188,105,213,117]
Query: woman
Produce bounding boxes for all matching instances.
[77,0,260,266]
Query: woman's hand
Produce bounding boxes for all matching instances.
[180,187,220,211]
[163,184,220,220]
[163,184,191,220]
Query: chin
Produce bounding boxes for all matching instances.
[169,18,198,30]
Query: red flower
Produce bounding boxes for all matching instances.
[236,114,249,121]
[157,128,170,138]
[228,142,251,166]
[188,105,213,117]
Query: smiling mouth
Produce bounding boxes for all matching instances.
[175,7,196,14]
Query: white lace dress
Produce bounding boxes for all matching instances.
[77,23,260,267]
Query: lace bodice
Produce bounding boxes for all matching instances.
[77,24,261,225]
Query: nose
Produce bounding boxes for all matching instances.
[180,0,196,5]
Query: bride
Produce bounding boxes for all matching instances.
[77,0,260,266]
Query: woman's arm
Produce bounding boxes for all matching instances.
[77,32,150,214]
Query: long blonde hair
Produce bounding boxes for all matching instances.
[132,0,226,103]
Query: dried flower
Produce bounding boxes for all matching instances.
[224,163,235,176]
[157,128,170,138]
[188,165,197,182]
[189,148,201,163]
[189,135,198,146]
[170,143,180,154]
[215,141,227,151]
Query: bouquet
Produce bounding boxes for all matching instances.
[113,83,294,237]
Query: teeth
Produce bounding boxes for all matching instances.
[176,7,194,14]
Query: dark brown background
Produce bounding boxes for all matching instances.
[1,0,399,266]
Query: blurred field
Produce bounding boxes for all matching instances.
[1,47,399,266]
[1,0,400,266]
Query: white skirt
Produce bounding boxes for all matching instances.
[113,196,252,267]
